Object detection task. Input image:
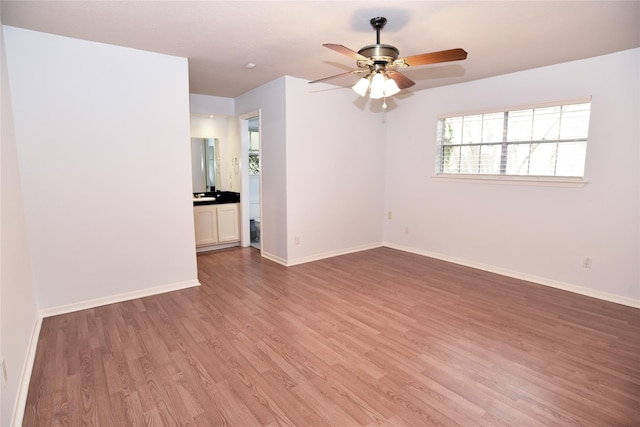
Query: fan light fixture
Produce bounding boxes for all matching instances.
[352,72,400,99]
[310,16,468,110]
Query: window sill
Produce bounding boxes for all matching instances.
[431,174,588,188]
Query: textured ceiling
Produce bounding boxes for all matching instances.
[2,1,639,98]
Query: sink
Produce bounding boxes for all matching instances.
[193,196,216,202]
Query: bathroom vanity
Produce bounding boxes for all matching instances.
[193,192,240,252]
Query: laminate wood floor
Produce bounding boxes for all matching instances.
[24,247,640,426]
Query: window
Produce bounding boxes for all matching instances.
[249,128,260,175]
[436,99,591,179]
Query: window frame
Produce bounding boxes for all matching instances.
[434,97,591,187]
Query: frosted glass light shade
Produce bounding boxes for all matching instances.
[351,71,403,100]
[352,77,370,97]
[369,73,386,99]
[384,78,400,96]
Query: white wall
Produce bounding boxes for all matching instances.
[4,26,199,311]
[284,76,386,264]
[234,76,387,264]
[384,49,640,305]
[190,93,234,117]
[236,77,288,261]
[1,25,40,427]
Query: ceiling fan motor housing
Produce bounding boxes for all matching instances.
[357,44,399,68]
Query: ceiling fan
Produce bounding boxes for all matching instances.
[310,17,467,107]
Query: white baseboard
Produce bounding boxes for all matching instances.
[260,250,288,266]
[242,243,639,308]
[196,241,240,253]
[10,315,42,427]
[385,242,640,309]
[39,279,201,318]
[284,242,384,267]
[260,243,384,267]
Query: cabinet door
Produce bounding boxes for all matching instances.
[217,203,240,243]
[194,205,218,246]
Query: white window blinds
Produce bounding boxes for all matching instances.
[436,99,591,178]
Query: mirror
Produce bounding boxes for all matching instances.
[191,137,218,193]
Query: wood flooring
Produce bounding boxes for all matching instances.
[23,247,640,426]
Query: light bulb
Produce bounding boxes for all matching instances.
[369,73,386,99]
[352,77,370,97]
[384,77,400,96]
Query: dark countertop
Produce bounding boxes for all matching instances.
[193,191,240,206]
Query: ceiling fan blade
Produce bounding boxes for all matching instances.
[309,70,366,84]
[387,70,415,89]
[402,48,468,67]
[323,44,368,61]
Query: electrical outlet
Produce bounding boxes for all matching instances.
[583,257,592,268]
[404,226,409,234]
[387,211,392,220]
[294,235,301,245]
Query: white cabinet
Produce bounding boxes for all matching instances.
[194,204,218,246]
[194,203,239,248]
[217,203,240,242]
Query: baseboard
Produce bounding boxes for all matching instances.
[260,243,384,267]
[39,279,201,318]
[385,243,640,309]
[260,250,288,266]
[10,314,42,427]
[196,241,240,253]
[285,242,384,267]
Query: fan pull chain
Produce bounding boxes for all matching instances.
[382,96,387,109]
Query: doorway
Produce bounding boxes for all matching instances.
[239,112,261,250]
[247,117,260,249]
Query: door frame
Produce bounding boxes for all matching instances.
[238,110,261,249]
